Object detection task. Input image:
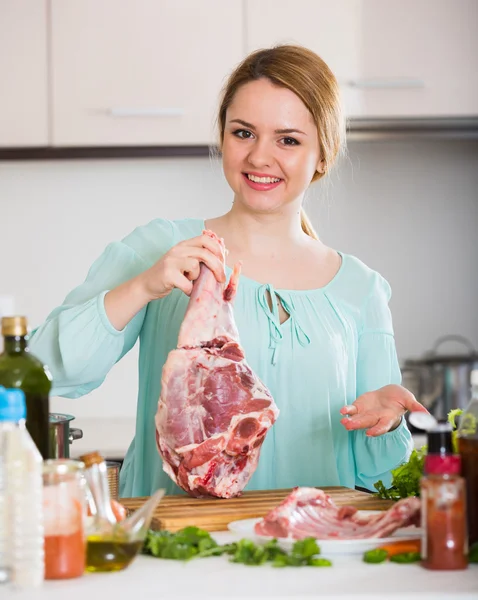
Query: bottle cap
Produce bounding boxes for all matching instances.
[1,316,28,337]
[0,388,26,422]
[427,422,453,454]
[79,450,105,468]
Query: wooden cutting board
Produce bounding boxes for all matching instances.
[120,486,394,533]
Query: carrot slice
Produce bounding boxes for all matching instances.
[377,539,421,557]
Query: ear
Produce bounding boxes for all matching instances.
[317,160,326,174]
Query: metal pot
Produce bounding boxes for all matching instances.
[402,335,478,422]
[48,413,83,458]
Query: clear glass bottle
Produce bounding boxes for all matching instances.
[43,459,86,579]
[0,387,44,587]
[80,451,163,573]
[458,369,478,546]
[421,423,468,570]
[0,317,52,459]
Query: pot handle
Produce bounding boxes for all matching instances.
[431,335,476,356]
[69,428,83,444]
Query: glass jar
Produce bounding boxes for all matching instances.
[42,459,86,579]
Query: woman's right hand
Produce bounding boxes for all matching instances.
[138,233,226,301]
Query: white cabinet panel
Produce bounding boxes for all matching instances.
[245,0,362,117]
[0,0,48,147]
[50,0,244,146]
[355,0,478,117]
[245,0,478,119]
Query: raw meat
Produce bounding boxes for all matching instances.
[255,487,421,540]
[155,230,279,498]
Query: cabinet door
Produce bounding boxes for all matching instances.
[0,0,48,147]
[50,0,243,146]
[245,0,362,118]
[354,0,478,117]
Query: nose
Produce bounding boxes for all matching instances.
[246,138,274,169]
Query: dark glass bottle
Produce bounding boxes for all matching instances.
[458,369,478,546]
[0,316,52,459]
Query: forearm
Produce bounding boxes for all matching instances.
[104,272,152,331]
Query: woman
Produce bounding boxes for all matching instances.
[30,45,425,497]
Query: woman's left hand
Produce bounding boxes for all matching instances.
[339,384,428,437]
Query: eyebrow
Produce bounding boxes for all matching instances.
[229,118,307,136]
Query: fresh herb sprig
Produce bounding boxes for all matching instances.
[469,543,478,564]
[374,409,463,500]
[143,527,332,567]
[363,548,421,564]
[374,447,426,500]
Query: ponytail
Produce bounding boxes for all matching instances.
[300,208,319,240]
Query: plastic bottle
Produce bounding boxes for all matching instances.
[421,422,468,570]
[458,368,478,546]
[0,386,44,587]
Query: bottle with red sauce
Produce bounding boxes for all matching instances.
[421,423,468,570]
[42,459,86,579]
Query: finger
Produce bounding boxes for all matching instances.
[182,259,201,282]
[186,248,226,283]
[340,405,358,416]
[404,395,429,414]
[183,234,224,261]
[366,416,398,437]
[170,273,193,296]
[340,413,380,431]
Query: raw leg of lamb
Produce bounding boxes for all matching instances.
[255,487,421,539]
[155,230,279,498]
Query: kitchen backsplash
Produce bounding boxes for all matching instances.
[1,138,477,420]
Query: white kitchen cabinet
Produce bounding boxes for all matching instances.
[0,0,49,147]
[50,0,244,146]
[245,0,478,119]
[244,0,363,118]
[356,0,478,118]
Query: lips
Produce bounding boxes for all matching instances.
[242,172,283,192]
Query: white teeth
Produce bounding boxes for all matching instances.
[247,174,281,184]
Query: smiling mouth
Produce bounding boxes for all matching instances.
[244,173,282,184]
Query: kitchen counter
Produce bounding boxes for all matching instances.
[11,531,478,600]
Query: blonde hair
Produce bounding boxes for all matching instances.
[217,45,345,240]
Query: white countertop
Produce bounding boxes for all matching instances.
[9,531,478,600]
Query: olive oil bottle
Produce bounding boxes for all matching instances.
[0,316,52,459]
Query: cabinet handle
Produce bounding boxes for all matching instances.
[345,78,425,90]
[108,107,184,117]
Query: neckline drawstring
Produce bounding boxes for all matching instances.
[257,284,311,365]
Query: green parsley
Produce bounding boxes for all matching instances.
[143,528,332,568]
[389,552,421,564]
[363,548,388,564]
[375,408,463,500]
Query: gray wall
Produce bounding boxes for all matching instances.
[1,138,477,419]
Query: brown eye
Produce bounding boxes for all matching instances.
[281,136,300,146]
[233,129,253,139]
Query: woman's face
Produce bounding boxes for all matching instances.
[222,78,322,215]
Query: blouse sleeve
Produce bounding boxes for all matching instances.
[352,273,413,491]
[29,240,150,399]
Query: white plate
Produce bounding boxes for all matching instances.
[227,511,422,555]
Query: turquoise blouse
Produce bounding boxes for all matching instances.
[30,218,413,497]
